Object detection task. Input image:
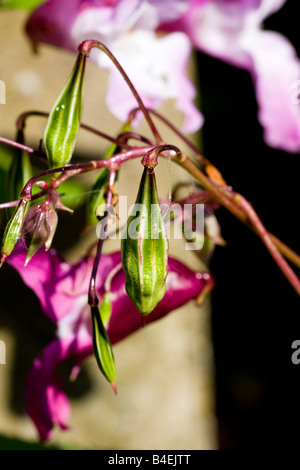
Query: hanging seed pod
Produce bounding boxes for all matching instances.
[0,199,28,267]
[121,166,168,316]
[99,292,112,328]
[91,304,117,393]
[44,52,86,169]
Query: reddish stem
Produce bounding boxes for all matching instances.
[141,144,182,168]
[78,40,163,145]
[235,194,300,295]
[0,136,45,159]
[88,169,116,307]
[15,110,132,150]
[19,146,153,200]
[0,190,46,210]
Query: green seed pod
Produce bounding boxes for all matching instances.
[99,292,112,328]
[121,166,168,316]
[6,129,32,217]
[91,304,116,392]
[44,53,86,169]
[0,199,28,266]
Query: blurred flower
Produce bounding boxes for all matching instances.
[7,243,212,441]
[26,0,203,133]
[163,0,300,153]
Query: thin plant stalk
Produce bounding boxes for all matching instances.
[88,168,116,308]
[78,40,163,145]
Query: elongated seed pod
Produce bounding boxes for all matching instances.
[121,166,168,316]
[99,292,112,328]
[44,53,86,168]
[0,199,28,266]
[91,304,116,392]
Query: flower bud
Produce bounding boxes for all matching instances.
[44,53,86,168]
[121,167,168,316]
[23,201,58,265]
[91,304,117,393]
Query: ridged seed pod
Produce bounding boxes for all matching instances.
[44,53,86,168]
[121,166,168,316]
[0,199,28,266]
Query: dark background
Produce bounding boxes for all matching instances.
[196,0,300,449]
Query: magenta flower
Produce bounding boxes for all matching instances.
[162,0,300,153]
[26,0,203,134]
[7,243,212,441]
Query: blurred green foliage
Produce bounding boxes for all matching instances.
[0,0,47,11]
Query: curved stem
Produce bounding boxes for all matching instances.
[235,194,300,295]
[88,169,116,307]
[0,136,46,160]
[78,41,163,145]
[20,146,153,200]
[130,107,202,156]
[172,152,300,295]
[15,110,132,150]
[269,235,300,269]
[130,107,227,185]
[0,190,46,210]
[142,144,182,167]
[116,131,155,147]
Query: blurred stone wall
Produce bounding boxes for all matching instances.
[0,10,217,450]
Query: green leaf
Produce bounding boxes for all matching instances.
[0,0,47,10]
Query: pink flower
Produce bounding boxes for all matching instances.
[26,0,203,134]
[7,243,212,441]
[163,0,300,153]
